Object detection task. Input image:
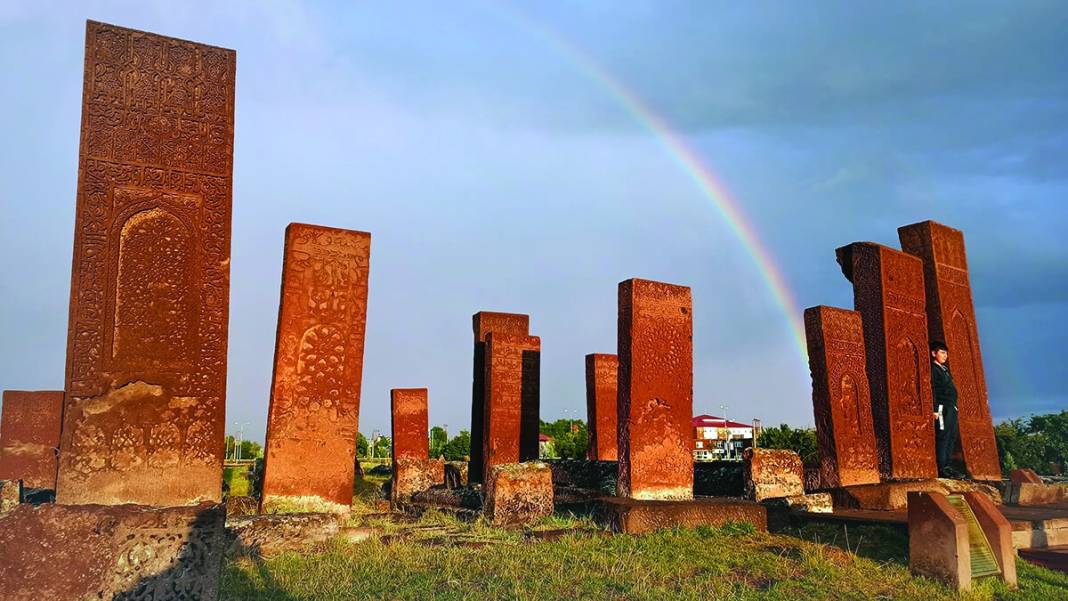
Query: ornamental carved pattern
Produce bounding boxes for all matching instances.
[899,220,1000,480]
[261,224,370,510]
[57,21,234,506]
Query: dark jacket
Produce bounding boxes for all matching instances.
[931,360,958,411]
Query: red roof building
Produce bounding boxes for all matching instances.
[692,414,756,461]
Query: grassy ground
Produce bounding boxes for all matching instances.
[220,477,1068,600]
[224,466,252,497]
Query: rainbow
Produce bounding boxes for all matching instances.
[490,2,809,363]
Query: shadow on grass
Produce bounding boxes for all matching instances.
[784,521,910,565]
[220,555,302,601]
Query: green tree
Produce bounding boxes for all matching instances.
[442,430,471,461]
[373,435,391,458]
[429,426,448,458]
[539,419,589,459]
[224,435,262,460]
[995,411,1068,475]
[356,432,369,457]
[757,424,818,467]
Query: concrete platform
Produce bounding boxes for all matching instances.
[831,479,1000,511]
[1018,545,1068,574]
[595,496,767,534]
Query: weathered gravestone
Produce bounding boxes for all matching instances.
[837,243,937,480]
[585,353,619,461]
[469,311,529,484]
[0,390,64,490]
[0,502,226,601]
[899,221,1000,481]
[617,278,693,500]
[482,332,541,480]
[804,306,880,488]
[743,448,804,501]
[261,224,370,513]
[484,461,554,526]
[391,388,443,503]
[56,21,236,506]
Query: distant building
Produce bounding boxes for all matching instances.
[692,415,754,461]
[538,433,552,459]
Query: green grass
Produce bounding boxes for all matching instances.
[224,466,251,497]
[220,476,1068,600]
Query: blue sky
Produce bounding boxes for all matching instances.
[0,1,1065,442]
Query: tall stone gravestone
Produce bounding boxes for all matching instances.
[391,388,443,503]
[836,243,937,480]
[261,224,370,513]
[899,221,1000,481]
[469,312,529,484]
[804,306,880,488]
[617,279,693,500]
[0,390,64,490]
[57,21,236,506]
[585,353,619,461]
[482,332,541,480]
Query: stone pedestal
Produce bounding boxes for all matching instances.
[908,491,971,590]
[585,353,619,461]
[617,279,693,500]
[0,390,63,490]
[392,457,445,504]
[483,462,553,526]
[1006,468,1066,506]
[908,491,1017,590]
[0,502,225,600]
[225,512,344,558]
[597,497,767,534]
[743,448,805,501]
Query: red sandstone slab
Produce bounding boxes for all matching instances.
[57,21,236,506]
[908,491,971,590]
[0,502,225,600]
[391,388,429,461]
[260,224,370,513]
[804,306,880,488]
[0,390,63,489]
[469,312,529,484]
[964,491,1017,587]
[482,333,540,480]
[585,354,619,462]
[900,221,1001,481]
[484,462,553,526]
[837,243,937,480]
[617,278,693,500]
[743,448,804,501]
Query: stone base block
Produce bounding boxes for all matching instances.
[226,495,260,517]
[908,492,971,590]
[596,497,768,534]
[444,461,469,489]
[833,480,999,511]
[225,512,343,558]
[0,502,225,601]
[1008,513,1068,549]
[744,448,804,501]
[484,462,553,526]
[392,457,445,504]
[0,479,20,514]
[770,493,833,514]
[1008,482,1066,506]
